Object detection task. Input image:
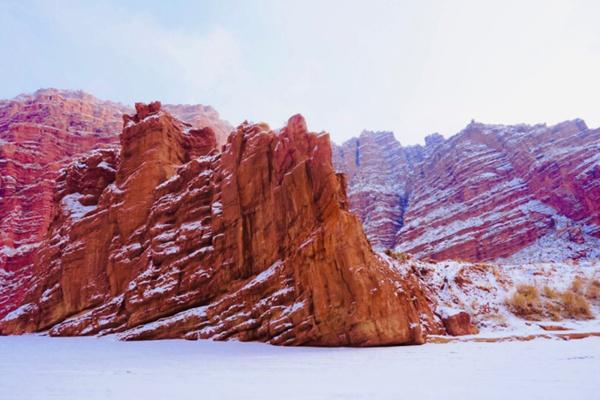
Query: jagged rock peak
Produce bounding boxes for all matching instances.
[286,113,308,134]
[0,94,233,320]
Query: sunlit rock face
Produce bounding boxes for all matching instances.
[334,120,600,262]
[0,104,436,346]
[0,90,232,319]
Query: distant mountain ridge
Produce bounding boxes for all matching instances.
[333,119,600,262]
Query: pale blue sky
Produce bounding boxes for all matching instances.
[2,0,600,144]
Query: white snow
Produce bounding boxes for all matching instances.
[0,242,40,258]
[497,230,600,264]
[96,161,115,172]
[2,303,36,322]
[211,200,222,215]
[399,256,600,336]
[0,336,598,400]
[122,306,208,338]
[125,112,162,128]
[61,193,97,220]
[248,260,283,286]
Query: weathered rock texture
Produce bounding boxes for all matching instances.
[0,89,127,317]
[0,104,435,346]
[0,90,232,319]
[333,121,600,262]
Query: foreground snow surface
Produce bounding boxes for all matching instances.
[1,336,599,400]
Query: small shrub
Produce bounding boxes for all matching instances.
[570,276,586,294]
[545,302,563,321]
[560,290,593,319]
[506,284,542,319]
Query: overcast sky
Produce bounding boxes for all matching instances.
[1,0,600,144]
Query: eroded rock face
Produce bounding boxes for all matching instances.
[0,104,434,346]
[0,89,126,317]
[0,90,233,319]
[334,121,600,262]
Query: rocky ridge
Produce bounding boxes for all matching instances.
[333,121,600,262]
[0,103,437,346]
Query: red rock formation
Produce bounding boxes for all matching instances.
[0,104,435,346]
[0,89,126,317]
[334,121,600,262]
[440,311,479,336]
[0,90,233,319]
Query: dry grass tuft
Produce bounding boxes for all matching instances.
[570,276,586,294]
[560,290,593,319]
[506,285,542,319]
[506,278,595,321]
[542,286,559,299]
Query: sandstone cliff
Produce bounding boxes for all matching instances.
[0,103,435,346]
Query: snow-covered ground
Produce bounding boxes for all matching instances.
[0,336,599,400]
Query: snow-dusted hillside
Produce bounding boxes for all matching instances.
[385,253,600,338]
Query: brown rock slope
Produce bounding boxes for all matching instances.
[0,103,435,346]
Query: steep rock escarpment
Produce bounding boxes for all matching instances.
[0,103,436,346]
[0,89,232,319]
[334,121,600,262]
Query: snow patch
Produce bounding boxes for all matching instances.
[61,193,97,220]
